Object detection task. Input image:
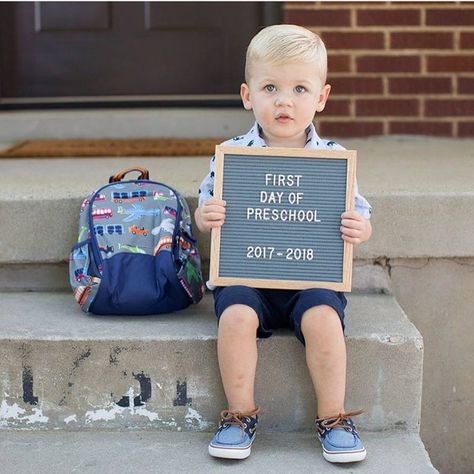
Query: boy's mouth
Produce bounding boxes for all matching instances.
[275,114,292,123]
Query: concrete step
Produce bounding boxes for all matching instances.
[0,109,252,141]
[0,430,437,474]
[1,138,474,273]
[0,292,422,433]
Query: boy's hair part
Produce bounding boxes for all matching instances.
[245,24,328,84]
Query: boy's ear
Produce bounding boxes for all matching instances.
[315,84,331,113]
[240,83,252,111]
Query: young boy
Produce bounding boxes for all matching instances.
[195,24,372,464]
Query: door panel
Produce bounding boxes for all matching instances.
[0,2,270,101]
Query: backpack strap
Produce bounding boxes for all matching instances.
[109,167,149,183]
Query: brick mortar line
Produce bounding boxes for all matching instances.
[330,94,474,99]
[414,51,474,55]
[349,98,355,118]
[421,4,426,27]
[327,51,474,55]
[285,4,474,11]
[318,117,461,122]
[421,53,427,74]
[328,73,464,77]
[350,54,356,74]
[313,27,473,32]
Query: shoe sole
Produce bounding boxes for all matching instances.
[208,436,255,460]
[322,447,367,463]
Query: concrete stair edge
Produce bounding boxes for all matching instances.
[0,430,438,474]
[0,109,253,141]
[0,261,392,294]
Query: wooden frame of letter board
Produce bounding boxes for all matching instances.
[209,145,356,291]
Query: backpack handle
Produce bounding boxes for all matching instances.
[109,167,150,183]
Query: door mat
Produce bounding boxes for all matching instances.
[0,138,224,158]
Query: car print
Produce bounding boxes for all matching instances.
[128,225,149,236]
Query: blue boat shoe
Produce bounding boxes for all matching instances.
[208,407,260,460]
[315,410,367,463]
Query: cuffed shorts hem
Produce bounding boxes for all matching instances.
[213,285,347,344]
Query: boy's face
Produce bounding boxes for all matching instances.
[240,61,330,148]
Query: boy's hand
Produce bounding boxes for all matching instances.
[195,198,226,233]
[340,211,372,245]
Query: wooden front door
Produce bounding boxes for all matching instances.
[0,2,279,105]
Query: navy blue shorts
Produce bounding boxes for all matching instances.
[213,285,347,345]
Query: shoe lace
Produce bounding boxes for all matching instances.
[316,409,364,432]
[220,407,260,430]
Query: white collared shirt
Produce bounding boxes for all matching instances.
[198,121,372,219]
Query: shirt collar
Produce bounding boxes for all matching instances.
[244,121,322,149]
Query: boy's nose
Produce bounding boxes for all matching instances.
[274,92,292,107]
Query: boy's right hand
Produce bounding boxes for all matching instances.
[195,198,226,233]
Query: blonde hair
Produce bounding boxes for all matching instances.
[245,24,327,84]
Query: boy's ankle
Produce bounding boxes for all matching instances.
[227,405,259,415]
[317,409,346,420]
[224,406,260,418]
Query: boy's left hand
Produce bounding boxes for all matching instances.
[340,211,372,245]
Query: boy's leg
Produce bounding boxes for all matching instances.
[218,304,259,412]
[300,305,346,417]
[210,286,269,460]
[292,291,366,463]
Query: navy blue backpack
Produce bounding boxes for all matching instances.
[69,167,204,315]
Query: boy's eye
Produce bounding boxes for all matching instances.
[264,85,275,92]
[295,85,306,93]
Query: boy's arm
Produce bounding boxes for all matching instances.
[340,210,372,245]
[194,198,226,234]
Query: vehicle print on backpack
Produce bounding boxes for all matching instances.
[117,204,161,223]
[72,245,88,260]
[92,208,113,220]
[153,189,176,200]
[94,225,123,236]
[153,236,173,255]
[164,206,177,218]
[185,262,201,284]
[112,190,147,203]
[128,225,149,236]
[99,245,114,257]
[74,268,85,282]
[179,236,192,251]
[152,191,169,202]
[118,243,147,254]
[151,218,174,236]
[151,206,178,235]
[78,226,89,242]
[81,194,106,212]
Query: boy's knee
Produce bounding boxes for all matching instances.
[301,305,340,332]
[219,304,259,331]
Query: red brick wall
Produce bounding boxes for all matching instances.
[284,2,474,137]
